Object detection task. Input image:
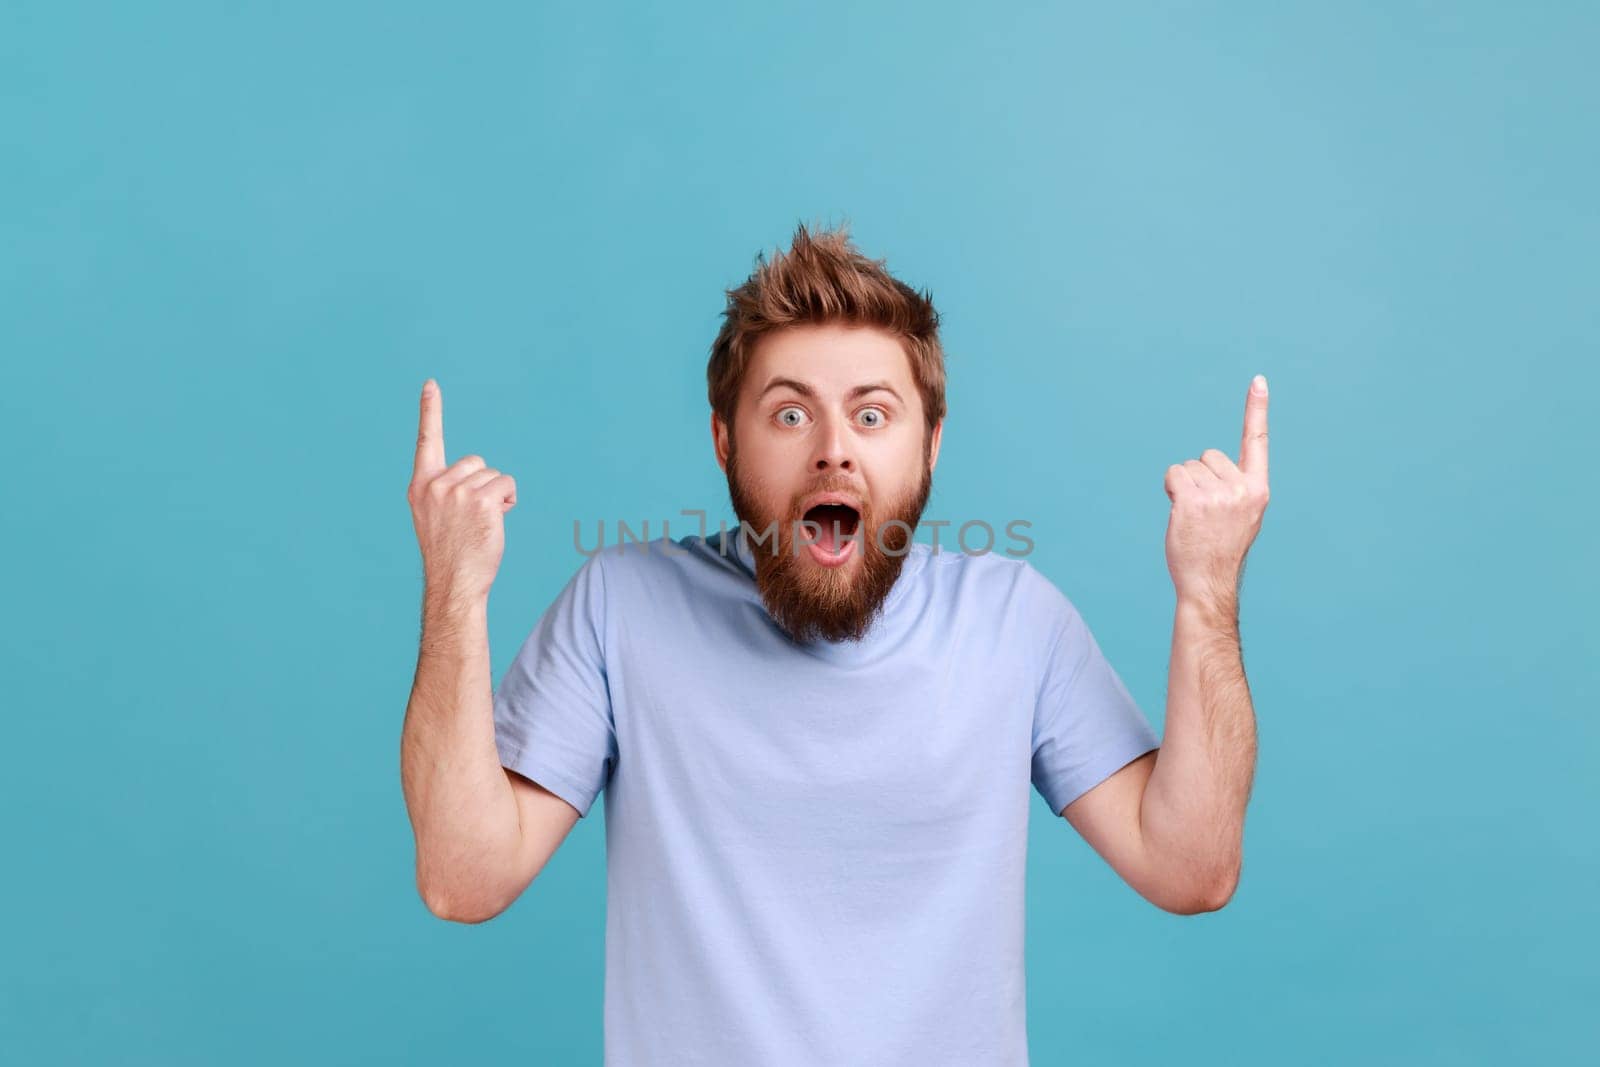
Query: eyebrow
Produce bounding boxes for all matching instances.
[756,377,904,405]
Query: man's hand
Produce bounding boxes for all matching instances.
[1162,375,1271,611]
[406,379,519,602]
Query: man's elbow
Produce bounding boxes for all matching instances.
[418,878,513,925]
[1155,861,1241,915]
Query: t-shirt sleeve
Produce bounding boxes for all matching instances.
[1030,578,1161,817]
[492,552,618,819]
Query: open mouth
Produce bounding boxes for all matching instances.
[802,502,861,560]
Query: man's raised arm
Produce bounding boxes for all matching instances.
[398,379,579,924]
[1063,375,1270,914]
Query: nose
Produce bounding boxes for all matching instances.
[810,413,854,473]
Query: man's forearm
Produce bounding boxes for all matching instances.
[399,587,523,918]
[1138,592,1258,909]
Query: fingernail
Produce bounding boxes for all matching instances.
[1251,374,1268,395]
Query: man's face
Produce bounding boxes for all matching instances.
[713,323,943,643]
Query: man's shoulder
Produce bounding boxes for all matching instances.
[921,543,1073,618]
[581,531,748,590]
[922,541,1041,584]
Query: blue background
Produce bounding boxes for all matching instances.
[4,2,1595,1063]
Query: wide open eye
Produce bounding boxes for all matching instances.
[776,406,808,428]
[857,407,886,428]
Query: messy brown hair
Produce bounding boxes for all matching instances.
[707,221,947,442]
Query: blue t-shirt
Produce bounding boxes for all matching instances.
[492,522,1160,1066]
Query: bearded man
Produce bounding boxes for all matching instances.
[400,223,1270,1065]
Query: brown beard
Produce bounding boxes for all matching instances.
[725,437,933,645]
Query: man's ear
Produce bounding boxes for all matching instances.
[712,412,730,472]
[927,419,943,474]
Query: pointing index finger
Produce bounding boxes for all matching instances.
[1239,374,1269,480]
[413,379,446,481]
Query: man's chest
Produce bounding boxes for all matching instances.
[601,617,1041,853]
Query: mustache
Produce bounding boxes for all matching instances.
[787,479,869,512]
